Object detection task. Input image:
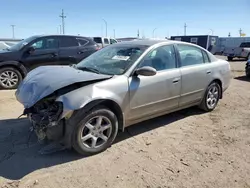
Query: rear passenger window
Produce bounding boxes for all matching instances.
[77,38,89,46]
[104,38,109,44]
[177,44,204,67]
[59,37,79,48]
[202,50,210,63]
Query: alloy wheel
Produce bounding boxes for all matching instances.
[80,116,112,149]
[0,70,19,88]
[206,85,219,109]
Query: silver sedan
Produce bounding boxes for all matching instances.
[15,39,231,155]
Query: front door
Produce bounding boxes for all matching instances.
[175,44,213,106]
[128,44,181,122]
[21,37,59,71]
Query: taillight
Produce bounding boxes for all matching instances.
[95,45,101,50]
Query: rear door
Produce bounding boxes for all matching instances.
[175,44,213,107]
[58,36,80,65]
[21,36,60,71]
[75,38,98,62]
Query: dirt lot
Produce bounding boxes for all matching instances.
[0,56,249,188]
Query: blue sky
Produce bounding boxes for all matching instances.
[0,0,248,39]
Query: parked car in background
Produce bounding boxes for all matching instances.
[246,59,250,78]
[223,42,250,61]
[0,35,99,89]
[0,42,11,50]
[93,37,117,48]
[15,40,231,155]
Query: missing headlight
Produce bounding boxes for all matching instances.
[29,100,63,129]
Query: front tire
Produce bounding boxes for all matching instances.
[72,106,118,155]
[0,67,22,89]
[199,82,221,112]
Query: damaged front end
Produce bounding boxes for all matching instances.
[25,97,64,142]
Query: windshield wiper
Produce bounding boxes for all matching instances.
[77,66,101,74]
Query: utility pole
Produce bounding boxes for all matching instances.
[142,30,145,38]
[59,25,62,34]
[209,29,214,35]
[11,25,15,38]
[113,29,116,38]
[184,23,187,36]
[239,28,242,37]
[59,9,66,34]
[137,29,140,38]
[102,19,108,37]
[152,28,157,38]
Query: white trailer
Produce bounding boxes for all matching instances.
[217,37,250,53]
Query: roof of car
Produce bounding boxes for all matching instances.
[118,39,170,46]
[116,39,207,48]
[33,34,92,39]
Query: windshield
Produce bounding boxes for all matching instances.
[76,44,149,75]
[8,36,39,51]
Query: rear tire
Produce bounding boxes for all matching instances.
[199,82,221,112]
[72,106,118,156]
[227,56,233,61]
[0,67,22,89]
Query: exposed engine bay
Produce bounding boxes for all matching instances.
[25,98,64,141]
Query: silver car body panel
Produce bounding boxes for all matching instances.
[15,65,112,108]
[16,40,231,129]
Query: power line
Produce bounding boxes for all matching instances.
[10,25,15,38]
[59,9,66,34]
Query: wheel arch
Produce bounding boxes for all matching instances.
[76,99,125,131]
[0,61,27,78]
[210,79,223,99]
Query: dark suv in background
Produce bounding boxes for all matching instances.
[0,35,99,89]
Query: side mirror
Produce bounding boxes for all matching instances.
[135,66,157,76]
[27,46,35,54]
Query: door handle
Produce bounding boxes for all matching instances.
[78,51,84,54]
[51,53,58,57]
[206,70,211,74]
[173,78,180,83]
[78,49,88,54]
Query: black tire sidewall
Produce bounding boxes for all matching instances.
[0,67,22,89]
[204,82,221,111]
[72,107,118,155]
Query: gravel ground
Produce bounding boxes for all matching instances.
[0,56,249,188]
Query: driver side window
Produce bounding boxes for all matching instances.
[30,38,58,50]
[138,45,176,71]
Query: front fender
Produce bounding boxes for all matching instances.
[56,84,124,118]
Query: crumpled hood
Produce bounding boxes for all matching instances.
[15,65,112,108]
